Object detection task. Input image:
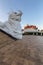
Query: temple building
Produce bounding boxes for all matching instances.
[23,24,38,33]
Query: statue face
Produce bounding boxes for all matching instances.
[9,11,22,22]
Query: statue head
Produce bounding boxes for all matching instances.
[8,10,23,22]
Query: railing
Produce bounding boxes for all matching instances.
[23,31,43,36]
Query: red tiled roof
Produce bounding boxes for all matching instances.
[24,25,37,29]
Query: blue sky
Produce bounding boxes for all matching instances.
[0,0,43,29]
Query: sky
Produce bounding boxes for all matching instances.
[0,0,43,29]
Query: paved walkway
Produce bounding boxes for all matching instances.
[0,32,43,65]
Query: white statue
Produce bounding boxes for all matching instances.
[0,10,23,39]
